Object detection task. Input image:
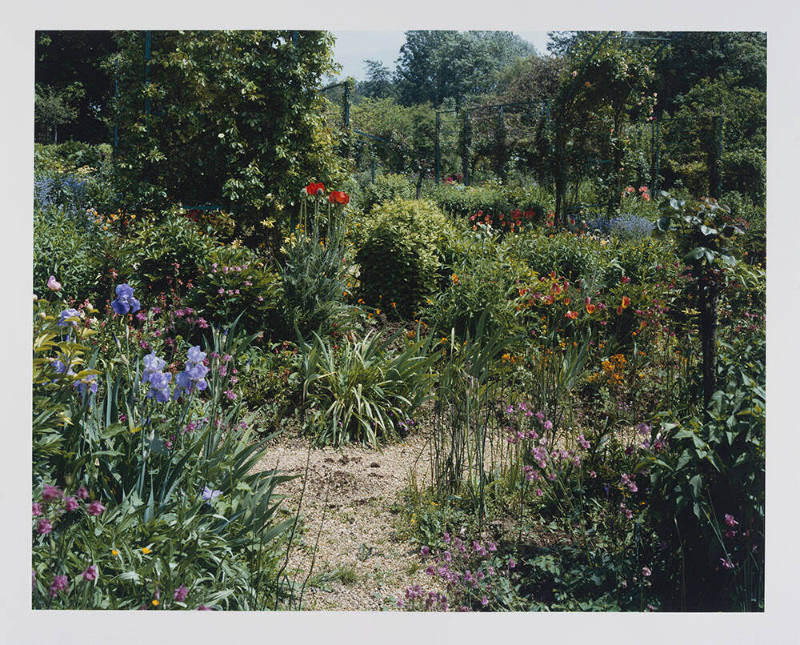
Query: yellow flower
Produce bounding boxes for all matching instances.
[152,599,160,606]
[375,309,381,315]
[111,548,119,556]
[142,547,151,554]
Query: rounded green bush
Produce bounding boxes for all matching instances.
[355,199,449,319]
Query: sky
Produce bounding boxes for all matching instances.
[331,30,551,81]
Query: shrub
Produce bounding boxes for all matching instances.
[358,173,416,213]
[33,209,107,303]
[423,227,532,337]
[510,231,607,284]
[299,329,436,447]
[355,199,449,319]
[188,244,282,336]
[119,213,219,303]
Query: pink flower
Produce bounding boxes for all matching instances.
[173,585,189,602]
[47,276,62,291]
[724,514,738,528]
[49,574,69,597]
[720,557,735,570]
[76,486,89,500]
[37,518,52,535]
[32,502,43,516]
[218,288,225,295]
[64,497,79,512]
[87,500,105,516]
[82,565,98,581]
[42,484,63,502]
[642,566,651,577]
[224,389,236,401]
[508,558,516,569]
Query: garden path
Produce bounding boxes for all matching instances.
[253,433,435,610]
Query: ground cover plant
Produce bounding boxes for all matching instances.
[31,29,765,613]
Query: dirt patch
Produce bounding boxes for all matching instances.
[252,432,435,610]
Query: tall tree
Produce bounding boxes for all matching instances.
[394,31,534,107]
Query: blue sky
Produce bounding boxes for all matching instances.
[331,30,551,81]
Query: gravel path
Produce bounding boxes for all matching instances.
[252,432,436,610]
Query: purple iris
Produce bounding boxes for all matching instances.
[111,284,141,315]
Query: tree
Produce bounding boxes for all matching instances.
[394,31,534,107]
[35,31,117,143]
[111,30,347,244]
[356,60,394,99]
[34,82,85,143]
[351,97,459,196]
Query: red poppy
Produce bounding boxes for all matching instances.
[329,191,350,204]
[306,182,325,196]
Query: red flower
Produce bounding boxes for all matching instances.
[621,296,631,309]
[306,182,325,196]
[565,310,578,319]
[329,191,350,205]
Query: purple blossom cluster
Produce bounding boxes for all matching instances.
[34,484,105,537]
[173,346,210,398]
[142,352,172,402]
[397,529,517,612]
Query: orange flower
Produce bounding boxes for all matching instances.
[586,303,596,314]
[544,295,555,305]
[621,296,631,309]
[565,310,578,319]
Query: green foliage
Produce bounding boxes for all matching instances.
[188,244,282,335]
[110,30,347,237]
[32,299,297,609]
[355,199,449,319]
[279,205,354,338]
[119,213,219,298]
[423,227,531,337]
[644,331,765,610]
[238,341,302,432]
[511,231,606,283]
[356,173,416,213]
[299,329,436,447]
[394,31,534,107]
[33,209,107,303]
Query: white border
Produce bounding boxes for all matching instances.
[2,1,798,643]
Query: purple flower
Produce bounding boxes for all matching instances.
[202,486,222,502]
[197,604,212,610]
[173,585,189,602]
[49,574,69,597]
[37,518,52,535]
[481,596,488,607]
[42,484,63,501]
[720,557,735,570]
[420,546,430,556]
[642,566,651,577]
[442,532,451,544]
[64,497,79,512]
[47,275,62,291]
[32,502,43,516]
[74,374,99,395]
[82,565,98,581]
[87,500,105,516]
[724,514,738,528]
[443,551,452,562]
[76,486,89,500]
[508,558,516,569]
[57,308,81,327]
[111,283,141,315]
